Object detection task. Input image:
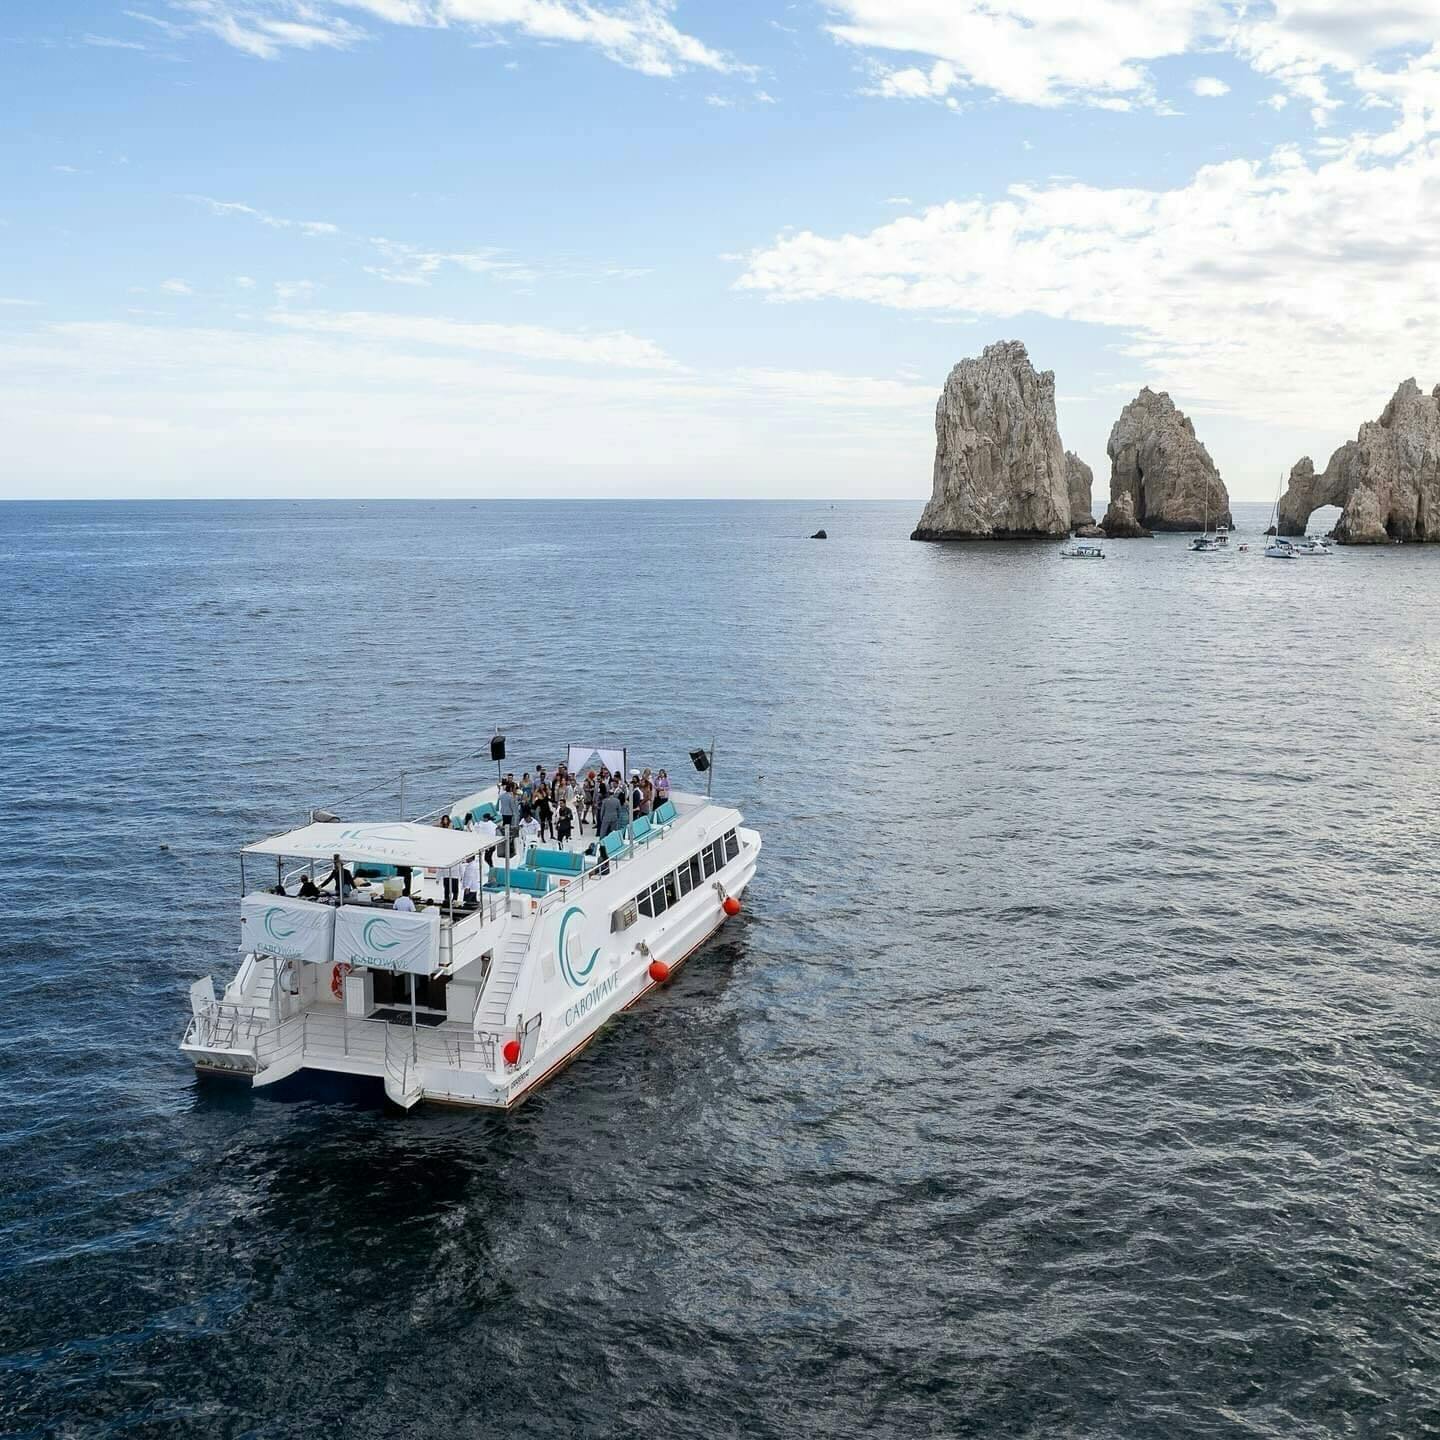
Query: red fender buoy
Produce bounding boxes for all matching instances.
[648,960,670,983]
[502,1038,521,1066]
[723,896,742,917]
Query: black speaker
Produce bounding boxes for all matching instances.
[490,734,506,762]
[689,747,710,773]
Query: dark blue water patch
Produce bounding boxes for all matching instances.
[3,499,1440,1438]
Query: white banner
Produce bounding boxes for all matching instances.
[241,893,335,965]
[567,744,627,777]
[334,905,440,975]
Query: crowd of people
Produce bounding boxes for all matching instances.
[273,763,676,912]
[487,762,671,848]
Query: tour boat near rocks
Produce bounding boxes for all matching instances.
[181,746,760,1110]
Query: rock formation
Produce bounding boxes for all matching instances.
[1100,388,1232,534]
[1279,379,1440,543]
[1100,490,1151,539]
[1065,451,1094,527]
[910,341,1070,541]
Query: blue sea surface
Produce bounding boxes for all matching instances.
[2,499,1439,1438]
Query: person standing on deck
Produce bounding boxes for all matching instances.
[597,785,622,838]
[438,815,460,906]
[535,783,554,843]
[555,800,574,849]
[498,780,518,834]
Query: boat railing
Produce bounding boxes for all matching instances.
[253,1011,307,1073]
[184,999,276,1051]
[383,1023,413,1097]
[528,817,688,914]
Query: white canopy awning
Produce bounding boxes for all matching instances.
[243,821,481,868]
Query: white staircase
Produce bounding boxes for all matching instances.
[475,927,532,1034]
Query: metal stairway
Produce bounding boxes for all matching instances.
[475,927,532,1035]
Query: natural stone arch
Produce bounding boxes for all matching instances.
[1278,380,1440,543]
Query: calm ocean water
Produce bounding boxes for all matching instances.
[3,498,1439,1439]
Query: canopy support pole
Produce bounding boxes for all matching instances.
[410,974,418,1062]
[707,736,715,798]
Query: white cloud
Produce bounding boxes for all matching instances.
[273,279,315,302]
[234,275,257,288]
[363,236,535,286]
[0,298,40,307]
[737,116,1440,430]
[82,33,149,49]
[0,317,927,496]
[169,0,365,59]
[193,196,338,236]
[272,308,681,370]
[160,278,194,294]
[156,0,743,77]
[705,94,734,108]
[884,195,912,206]
[828,1,1440,118]
[1192,75,1229,97]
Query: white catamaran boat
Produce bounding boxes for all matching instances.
[180,744,760,1110]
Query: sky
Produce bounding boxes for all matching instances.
[4,1,1440,501]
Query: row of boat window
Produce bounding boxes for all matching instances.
[618,829,740,928]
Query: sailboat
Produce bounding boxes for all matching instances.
[1189,470,1221,551]
[1264,476,1296,559]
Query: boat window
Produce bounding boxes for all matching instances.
[638,887,656,918]
[710,839,725,871]
[701,846,717,878]
[662,872,678,909]
[724,829,739,862]
[688,855,702,889]
[676,863,693,897]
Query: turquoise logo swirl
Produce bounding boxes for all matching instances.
[263,907,297,941]
[557,905,599,989]
[362,917,400,951]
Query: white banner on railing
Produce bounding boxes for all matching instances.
[334,905,439,975]
[241,893,335,965]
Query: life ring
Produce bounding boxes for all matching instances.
[330,961,352,999]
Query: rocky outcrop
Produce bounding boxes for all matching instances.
[1073,523,1106,538]
[910,341,1070,541]
[1100,491,1152,539]
[1101,388,1232,533]
[1065,451,1094,526]
[1279,380,1440,543]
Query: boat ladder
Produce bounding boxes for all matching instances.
[475,927,532,1037]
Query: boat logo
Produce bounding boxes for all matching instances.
[263,907,297,941]
[362,917,401,951]
[557,905,599,989]
[337,824,415,844]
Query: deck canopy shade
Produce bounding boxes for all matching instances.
[243,821,480,869]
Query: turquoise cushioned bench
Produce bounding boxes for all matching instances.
[651,800,677,826]
[529,848,586,875]
[451,801,499,827]
[629,816,652,842]
[483,867,549,894]
[600,831,629,860]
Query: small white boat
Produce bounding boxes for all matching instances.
[1060,540,1105,558]
[1216,524,1230,547]
[1293,536,1332,556]
[1189,535,1221,552]
[181,743,760,1110]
